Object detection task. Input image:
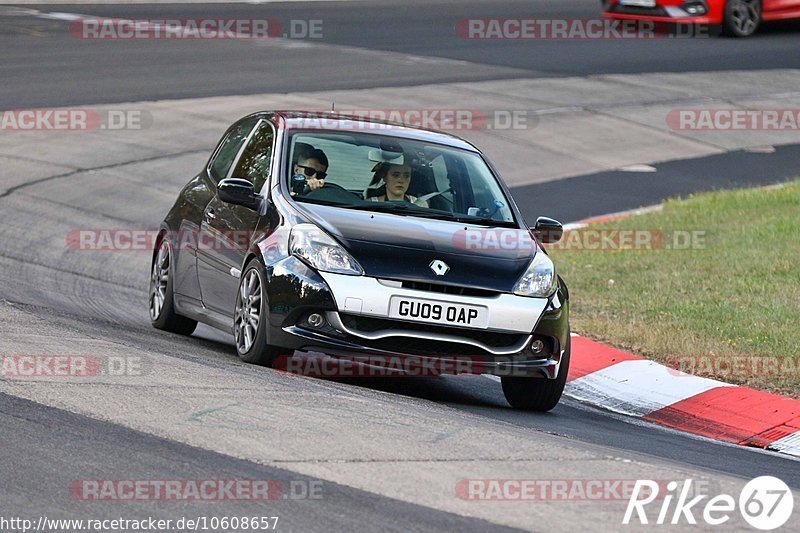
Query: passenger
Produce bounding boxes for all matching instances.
[366,162,428,207]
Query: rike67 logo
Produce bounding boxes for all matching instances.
[624,477,794,530]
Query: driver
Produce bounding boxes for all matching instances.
[367,162,429,207]
[293,148,328,192]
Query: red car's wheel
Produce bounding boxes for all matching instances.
[723,0,761,37]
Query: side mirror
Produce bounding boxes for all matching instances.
[218,178,260,210]
[531,216,563,244]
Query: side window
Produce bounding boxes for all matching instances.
[231,120,275,191]
[209,118,257,182]
[431,155,449,191]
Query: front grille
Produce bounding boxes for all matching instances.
[339,314,526,349]
[609,4,669,16]
[400,280,500,298]
[367,336,489,356]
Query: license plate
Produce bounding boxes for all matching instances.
[389,297,489,329]
[619,0,656,7]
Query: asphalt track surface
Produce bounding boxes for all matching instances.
[0,0,799,107]
[2,1,800,531]
[1,393,518,533]
[513,144,800,223]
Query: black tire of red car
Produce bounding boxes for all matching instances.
[501,334,571,411]
[234,259,292,366]
[722,0,761,37]
[149,239,198,336]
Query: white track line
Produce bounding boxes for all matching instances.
[566,360,732,417]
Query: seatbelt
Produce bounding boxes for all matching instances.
[413,188,453,206]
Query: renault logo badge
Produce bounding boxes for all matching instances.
[429,260,450,276]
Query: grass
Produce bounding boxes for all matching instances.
[549,180,800,397]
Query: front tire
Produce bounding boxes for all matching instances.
[149,239,198,335]
[234,259,291,366]
[502,335,571,412]
[722,0,761,37]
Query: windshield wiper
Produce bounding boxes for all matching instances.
[295,197,348,207]
[342,202,419,215]
[449,215,517,227]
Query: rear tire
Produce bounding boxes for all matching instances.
[149,239,198,336]
[502,335,571,412]
[722,0,761,37]
[234,259,291,366]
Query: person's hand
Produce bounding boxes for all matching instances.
[307,177,325,190]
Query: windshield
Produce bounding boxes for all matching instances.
[286,131,517,226]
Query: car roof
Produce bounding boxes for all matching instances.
[266,110,481,153]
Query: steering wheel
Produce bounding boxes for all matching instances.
[302,181,350,195]
[301,182,364,203]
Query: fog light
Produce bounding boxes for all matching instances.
[681,1,707,15]
[530,339,545,354]
[307,313,326,328]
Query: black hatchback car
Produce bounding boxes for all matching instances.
[149,111,570,411]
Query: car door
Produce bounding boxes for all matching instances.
[763,0,800,13]
[197,118,276,317]
[171,118,256,305]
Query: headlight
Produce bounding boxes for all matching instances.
[513,251,557,297]
[289,224,363,276]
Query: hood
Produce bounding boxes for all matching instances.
[297,203,537,292]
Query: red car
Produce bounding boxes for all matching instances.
[602,0,800,37]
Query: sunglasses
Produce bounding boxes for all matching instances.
[296,164,327,180]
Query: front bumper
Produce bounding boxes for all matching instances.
[263,257,570,378]
[602,0,720,24]
[281,325,564,378]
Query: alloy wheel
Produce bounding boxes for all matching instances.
[729,0,760,35]
[149,241,170,321]
[235,269,262,353]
